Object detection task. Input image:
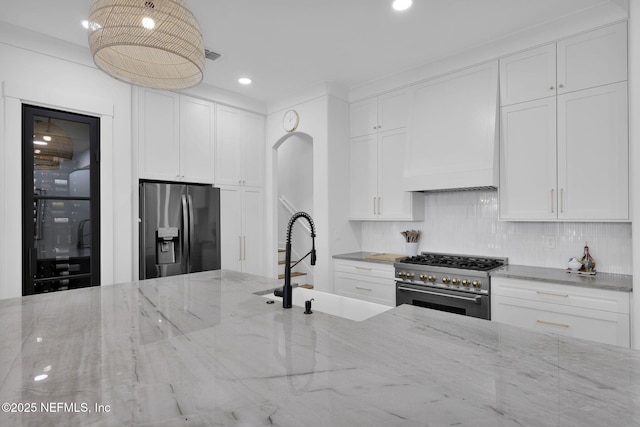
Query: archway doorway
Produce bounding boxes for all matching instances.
[275,132,314,286]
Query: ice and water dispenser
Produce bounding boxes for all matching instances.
[156,227,180,264]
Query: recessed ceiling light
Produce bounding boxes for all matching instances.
[141,17,156,30]
[392,0,412,11]
[238,77,252,85]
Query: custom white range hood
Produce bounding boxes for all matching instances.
[403,61,499,192]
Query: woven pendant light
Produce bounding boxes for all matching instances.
[88,0,205,90]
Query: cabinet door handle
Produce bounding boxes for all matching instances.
[560,188,564,214]
[373,198,377,215]
[559,84,565,88]
[537,319,570,328]
[243,236,246,260]
[377,197,382,215]
[355,266,372,271]
[239,236,243,261]
[355,286,372,292]
[536,290,569,298]
[550,189,554,213]
[549,86,555,90]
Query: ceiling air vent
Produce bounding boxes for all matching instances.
[204,49,221,61]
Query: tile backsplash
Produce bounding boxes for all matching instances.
[361,191,632,274]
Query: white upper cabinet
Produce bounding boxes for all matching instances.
[349,90,422,221]
[557,82,628,220]
[349,128,423,220]
[500,22,627,106]
[216,104,265,187]
[499,22,629,222]
[137,89,181,181]
[350,90,409,138]
[137,88,215,183]
[500,44,557,106]
[556,22,627,95]
[500,82,629,221]
[349,135,378,219]
[499,97,557,220]
[179,97,216,184]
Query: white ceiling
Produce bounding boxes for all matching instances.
[0,0,628,104]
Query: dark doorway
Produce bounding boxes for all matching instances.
[22,105,101,295]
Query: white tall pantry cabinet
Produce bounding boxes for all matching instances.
[216,105,265,275]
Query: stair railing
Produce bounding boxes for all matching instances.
[278,195,314,283]
[279,195,311,234]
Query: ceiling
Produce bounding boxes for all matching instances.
[0,0,628,104]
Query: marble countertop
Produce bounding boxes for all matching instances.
[492,264,633,292]
[1,270,640,426]
[332,251,405,265]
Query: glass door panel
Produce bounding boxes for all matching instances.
[23,106,100,295]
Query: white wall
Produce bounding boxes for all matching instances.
[0,23,133,299]
[277,133,314,244]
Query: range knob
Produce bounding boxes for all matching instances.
[472,280,482,288]
[397,272,407,278]
[406,273,415,280]
[442,276,451,284]
[462,279,471,287]
[451,278,460,285]
[419,274,428,281]
[428,275,436,282]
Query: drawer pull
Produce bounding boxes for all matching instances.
[537,319,570,328]
[355,286,372,292]
[355,266,372,271]
[536,290,569,298]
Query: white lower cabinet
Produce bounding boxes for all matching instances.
[334,260,395,306]
[492,277,630,347]
[219,185,264,275]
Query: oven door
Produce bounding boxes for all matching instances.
[396,281,490,320]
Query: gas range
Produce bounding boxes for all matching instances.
[394,252,507,319]
[394,252,507,294]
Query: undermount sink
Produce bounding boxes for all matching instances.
[260,287,392,322]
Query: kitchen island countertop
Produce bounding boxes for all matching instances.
[1,270,639,426]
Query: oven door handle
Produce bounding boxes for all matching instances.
[397,286,482,304]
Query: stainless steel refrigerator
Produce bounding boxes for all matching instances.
[139,181,221,279]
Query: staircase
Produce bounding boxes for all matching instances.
[277,248,313,288]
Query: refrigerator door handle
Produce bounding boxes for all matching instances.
[181,194,189,272]
[187,194,196,272]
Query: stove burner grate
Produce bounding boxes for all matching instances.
[400,253,504,271]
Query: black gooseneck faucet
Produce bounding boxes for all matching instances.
[282,212,316,309]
